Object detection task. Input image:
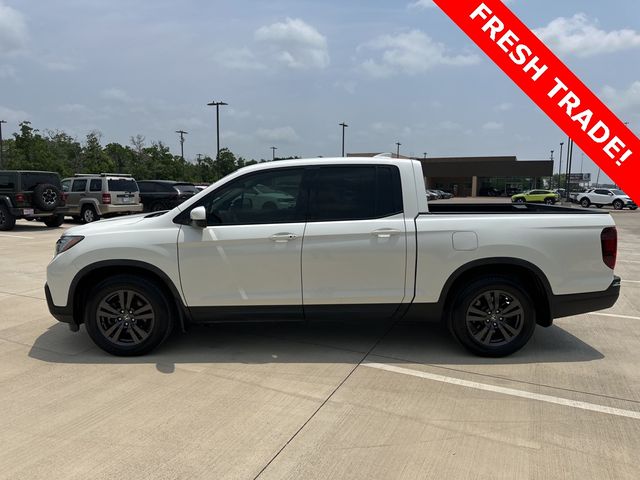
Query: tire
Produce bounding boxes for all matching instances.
[81,205,99,223]
[84,275,174,356]
[515,198,525,204]
[448,276,537,357]
[32,183,62,211]
[580,198,591,208]
[0,204,16,231]
[43,214,64,228]
[613,200,624,210]
[544,197,555,205]
[630,206,638,211]
[151,201,166,212]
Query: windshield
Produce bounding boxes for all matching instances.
[611,189,625,196]
[108,178,138,192]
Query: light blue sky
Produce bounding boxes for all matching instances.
[1,1,639,182]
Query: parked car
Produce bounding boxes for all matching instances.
[61,173,143,223]
[426,190,440,200]
[194,184,210,192]
[47,158,620,358]
[137,180,199,212]
[511,190,560,205]
[479,187,500,197]
[0,170,68,230]
[576,189,638,210]
[434,189,453,199]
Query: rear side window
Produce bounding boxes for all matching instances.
[20,173,61,191]
[108,178,138,192]
[174,183,198,194]
[137,182,155,193]
[89,179,102,192]
[307,166,403,221]
[0,174,14,188]
[72,179,87,192]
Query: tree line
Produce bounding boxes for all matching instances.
[0,121,292,183]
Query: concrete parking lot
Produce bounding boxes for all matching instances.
[1,206,639,479]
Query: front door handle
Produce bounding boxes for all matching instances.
[270,233,298,243]
[371,228,402,238]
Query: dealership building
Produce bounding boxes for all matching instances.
[347,153,554,197]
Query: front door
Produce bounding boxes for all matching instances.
[301,165,407,320]
[178,167,306,321]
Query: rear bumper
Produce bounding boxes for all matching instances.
[10,206,69,217]
[98,203,143,215]
[550,276,621,319]
[44,283,79,331]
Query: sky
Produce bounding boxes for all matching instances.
[1,0,639,183]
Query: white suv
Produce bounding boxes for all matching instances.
[576,188,638,210]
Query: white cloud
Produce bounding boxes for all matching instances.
[256,126,299,144]
[359,30,479,78]
[439,120,462,130]
[494,102,513,112]
[101,88,134,103]
[214,47,266,71]
[409,0,512,9]
[58,103,90,114]
[482,121,504,131]
[0,2,28,55]
[602,81,640,111]
[0,105,29,123]
[535,14,640,57]
[255,18,329,69]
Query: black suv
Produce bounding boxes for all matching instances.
[0,170,68,230]
[137,180,198,212]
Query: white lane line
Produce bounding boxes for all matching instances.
[589,312,640,321]
[363,362,640,420]
[0,233,34,239]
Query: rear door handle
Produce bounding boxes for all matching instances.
[371,228,402,238]
[270,233,298,242]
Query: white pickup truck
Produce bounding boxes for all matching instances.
[46,158,620,357]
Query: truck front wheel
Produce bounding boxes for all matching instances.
[449,276,536,357]
[84,275,174,356]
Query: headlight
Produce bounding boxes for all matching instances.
[55,235,84,256]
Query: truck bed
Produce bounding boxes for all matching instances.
[427,203,608,215]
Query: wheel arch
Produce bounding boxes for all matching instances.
[438,258,553,327]
[68,260,190,332]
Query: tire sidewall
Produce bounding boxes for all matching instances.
[84,275,172,356]
[0,204,16,231]
[580,198,590,208]
[81,205,98,223]
[450,277,536,357]
[613,200,623,210]
[33,183,62,211]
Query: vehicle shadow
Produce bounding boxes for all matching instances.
[28,320,603,373]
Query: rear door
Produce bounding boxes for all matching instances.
[107,177,139,206]
[301,165,407,319]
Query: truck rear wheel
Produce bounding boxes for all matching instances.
[449,276,536,357]
[84,275,173,356]
[43,214,65,227]
[0,204,16,231]
[580,198,591,208]
[81,205,99,223]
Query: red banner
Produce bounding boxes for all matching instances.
[433,0,640,202]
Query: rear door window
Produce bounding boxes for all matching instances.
[108,178,138,192]
[307,165,403,221]
[0,174,14,188]
[89,179,102,192]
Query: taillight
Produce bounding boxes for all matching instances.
[102,193,111,204]
[601,227,617,270]
[15,193,25,203]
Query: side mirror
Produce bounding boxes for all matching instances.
[190,206,207,228]
[609,192,614,196]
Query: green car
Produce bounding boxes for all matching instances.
[511,190,560,205]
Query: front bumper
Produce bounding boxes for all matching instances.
[44,283,79,331]
[550,276,621,319]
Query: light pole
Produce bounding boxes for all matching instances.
[558,141,564,189]
[207,100,228,159]
[565,137,574,201]
[0,120,6,169]
[175,130,188,161]
[550,150,554,189]
[396,142,401,158]
[270,146,277,161]
[339,122,348,157]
